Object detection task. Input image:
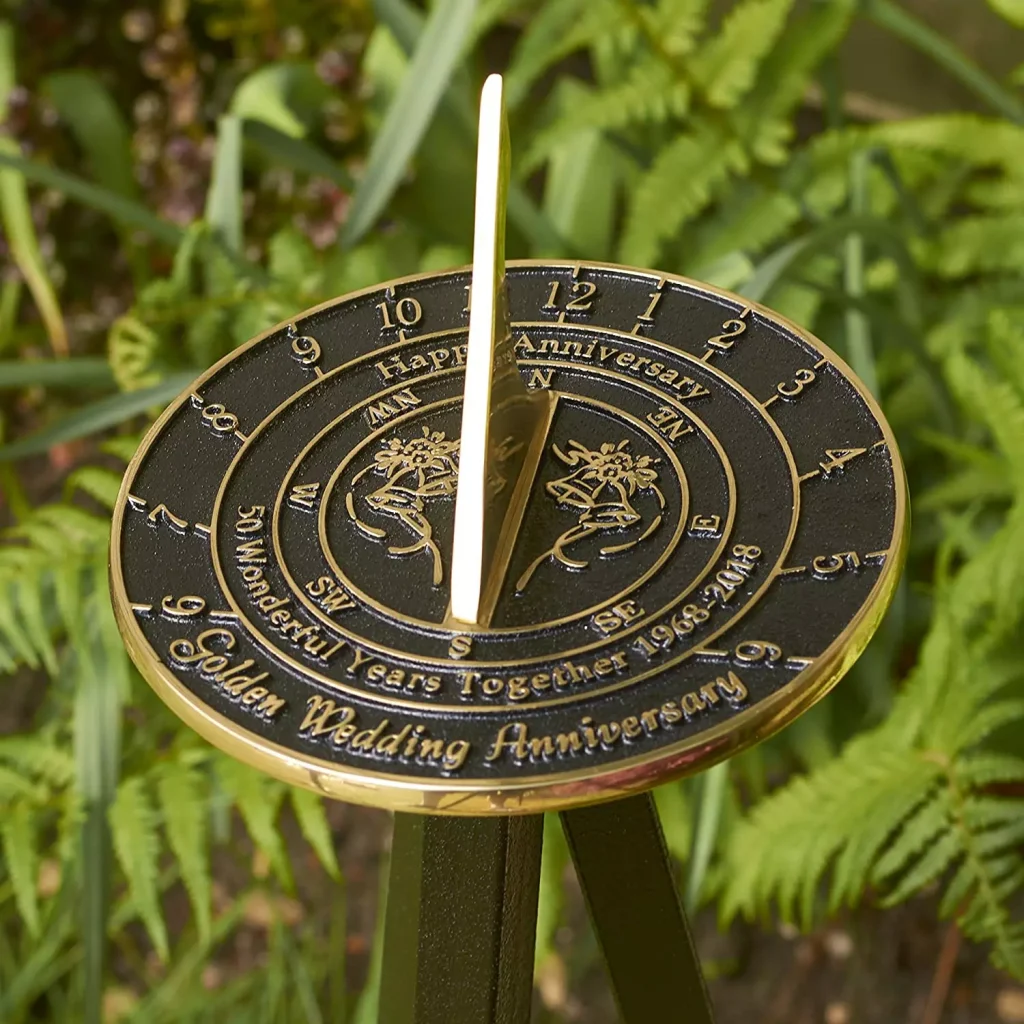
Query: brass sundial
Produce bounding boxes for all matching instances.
[110,75,906,1022]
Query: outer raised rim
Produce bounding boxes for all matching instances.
[109,259,909,816]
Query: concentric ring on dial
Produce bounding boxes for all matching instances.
[205,327,798,711]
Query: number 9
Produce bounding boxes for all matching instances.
[290,333,321,366]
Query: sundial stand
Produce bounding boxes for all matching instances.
[379,794,713,1023]
[109,74,905,1024]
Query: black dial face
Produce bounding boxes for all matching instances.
[110,261,906,813]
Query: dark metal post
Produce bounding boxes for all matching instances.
[561,793,716,1024]
[378,813,543,1024]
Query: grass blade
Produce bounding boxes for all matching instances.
[0,357,114,390]
[342,0,478,247]
[685,761,729,911]
[44,70,138,199]
[0,22,67,356]
[843,149,878,395]
[865,0,1024,125]
[74,582,127,1024]
[243,119,353,189]
[0,149,181,244]
[205,116,244,254]
[0,371,195,463]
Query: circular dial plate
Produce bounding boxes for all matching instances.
[110,261,907,814]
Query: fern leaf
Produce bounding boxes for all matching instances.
[872,115,1024,176]
[107,315,161,392]
[109,776,169,960]
[215,757,292,888]
[931,214,1024,279]
[1,801,40,936]
[156,760,212,943]
[652,0,710,56]
[687,188,801,273]
[722,744,938,926]
[505,0,621,108]
[869,790,947,887]
[691,0,794,109]
[289,787,339,879]
[880,830,961,906]
[957,752,1024,788]
[620,133,743,266]
[64,467,123,510]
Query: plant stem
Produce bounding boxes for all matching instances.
[844,149,879,396]
[685,761,729,912]
[865,0,1024,125]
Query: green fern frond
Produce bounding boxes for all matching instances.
[739,0,854,163]
[505,0,622,108]
[1,802,41,936]
[691,0,795,109]
[289,787,340,880]
[872,115,1024,177]
[620,133,744,266]
[687,188,801,273]
[156,760,212,943]
[109,775,169,960]
[931,214,1024,279]
[649,0,709,57]
[64,467,123,510]
[108,315,160,392]
[214,756,292,888]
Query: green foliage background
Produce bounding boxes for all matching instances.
[1,0,1024,1019]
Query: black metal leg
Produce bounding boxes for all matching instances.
[378,813,543,1024]
[561,793,716,1024]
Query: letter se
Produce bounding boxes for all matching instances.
[592,600,646,635]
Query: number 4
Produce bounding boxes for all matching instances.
[819,447,866,475]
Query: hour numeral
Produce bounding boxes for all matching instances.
[161,594,207,618]
[192,393,243,439]
[637,290,663,322]
[543,279,597,312]
[812,551,862,577]
[703,308,750,358]
[288,482,321,512]
[288,328,322,367]
[377,296,422,329]
[147,503,189,532]
[819,447,867,475]
[772,367,816,402]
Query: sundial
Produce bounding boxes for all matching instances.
[110,76,906,1023]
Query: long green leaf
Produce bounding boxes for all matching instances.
[0,371,194,463]
[374,0,571,256]
[0,802,40,936]
[44,70,137,199]
[685,761,729,911]
[0,23,66,356]
[865,0,1024,125]
[205,116,244,254]
[0,357,114,390]
[0,149,182,244]
[342,0,478,247]
[243,119,353,189]
[74,580,127,1024]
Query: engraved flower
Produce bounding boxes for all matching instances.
[555,439,659,502]
[372,426,460,491]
